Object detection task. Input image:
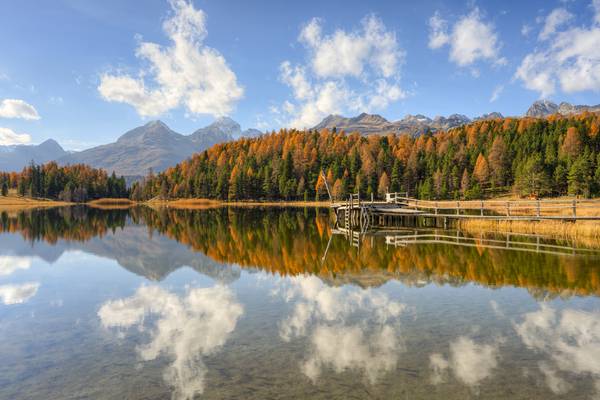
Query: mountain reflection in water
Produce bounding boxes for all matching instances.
[1,206,599,298]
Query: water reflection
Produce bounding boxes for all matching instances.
[429,336,503,388]
[514,306,600,396]
[0,255,31,276]
[98,285,243,400]
[275,275,407,383]
[1,207,599,298]
[0,282,39,305]
[0,207,599,398]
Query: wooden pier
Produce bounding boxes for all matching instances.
[331,192,600,232]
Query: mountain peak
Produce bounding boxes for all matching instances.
[117,120,178,144]
[526,100,559,117]
[38,139,64,152]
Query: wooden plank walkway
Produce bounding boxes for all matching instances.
[331,193,600,222]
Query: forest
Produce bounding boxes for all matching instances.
[0,161,128,202]
[2,113,600,202]
[133,113,600,201]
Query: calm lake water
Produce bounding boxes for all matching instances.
[0,206,600,399]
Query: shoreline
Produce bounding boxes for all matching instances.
[0,195,72,211]
[3,195,600,242]
[143,198,331,208]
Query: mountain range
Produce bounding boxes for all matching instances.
[1,100,599,177]
[312,101,600,136]
[0,117,262,176]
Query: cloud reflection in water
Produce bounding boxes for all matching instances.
[514,305,600,396]
[274,275,407,384]
[98,285,243,400]
[0,255,32,276]
[429,336,502,388]
[0,282,40,305]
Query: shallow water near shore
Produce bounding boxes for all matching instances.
[0,206,600,399]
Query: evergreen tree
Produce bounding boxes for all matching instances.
[568,155,591,197]
[514,154,550,197]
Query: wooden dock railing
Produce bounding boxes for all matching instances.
[383,193,600,219]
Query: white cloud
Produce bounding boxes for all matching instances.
[0,256,32,276]
[515,2,600,97]
[98,0,243,118]
[277,15,406,129]
[428,8,506,68]
[274,275,407,383]
[0,282,40,305]
[489,84,504,102]
[539,8,573,41]
[99,285,243,400]
[514,306,600,396]
[521,24,532,37]
[0,99,40,120]
[428,12,450,49]
[0,127,32,145]
[429,335,502,387]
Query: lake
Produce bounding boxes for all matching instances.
[0,206,599,399]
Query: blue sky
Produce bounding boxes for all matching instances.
[0,0,599,149]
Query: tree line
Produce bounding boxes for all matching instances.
[0,161,128,202]
[133,112,600,201]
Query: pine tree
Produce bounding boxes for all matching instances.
[560,127,582,160]
[515,154,550,198]
[390,159,401,192]
[488,136,508,187]
[473,153,490,188]
[332,178,344,200]
[568,155,591,197]
[377,172,390,199]
[460,169,470,198]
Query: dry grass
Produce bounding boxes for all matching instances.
[146,198,330,209]
[87,198,134,209]
[0,191,71,211]
[459,219,600,247]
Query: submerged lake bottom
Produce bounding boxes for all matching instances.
[0,206,599,399]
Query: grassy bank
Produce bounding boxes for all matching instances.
[459,219,600,246]
[145,198,331,208]
[0,192,71,211]
[87,198,134,209]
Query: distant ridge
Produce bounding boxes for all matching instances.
[525,100,600,118]
[312,100,600,136]
[312,111,485,136]
[58,118,263,176]
[0,139,67,172]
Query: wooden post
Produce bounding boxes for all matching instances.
[371,193,374,204]
[572,199,576,218]
[506,201,510,217]
[435,201,438,215]
[536,200,540,218]
[480,200,484,216]
[456,201,460,215]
